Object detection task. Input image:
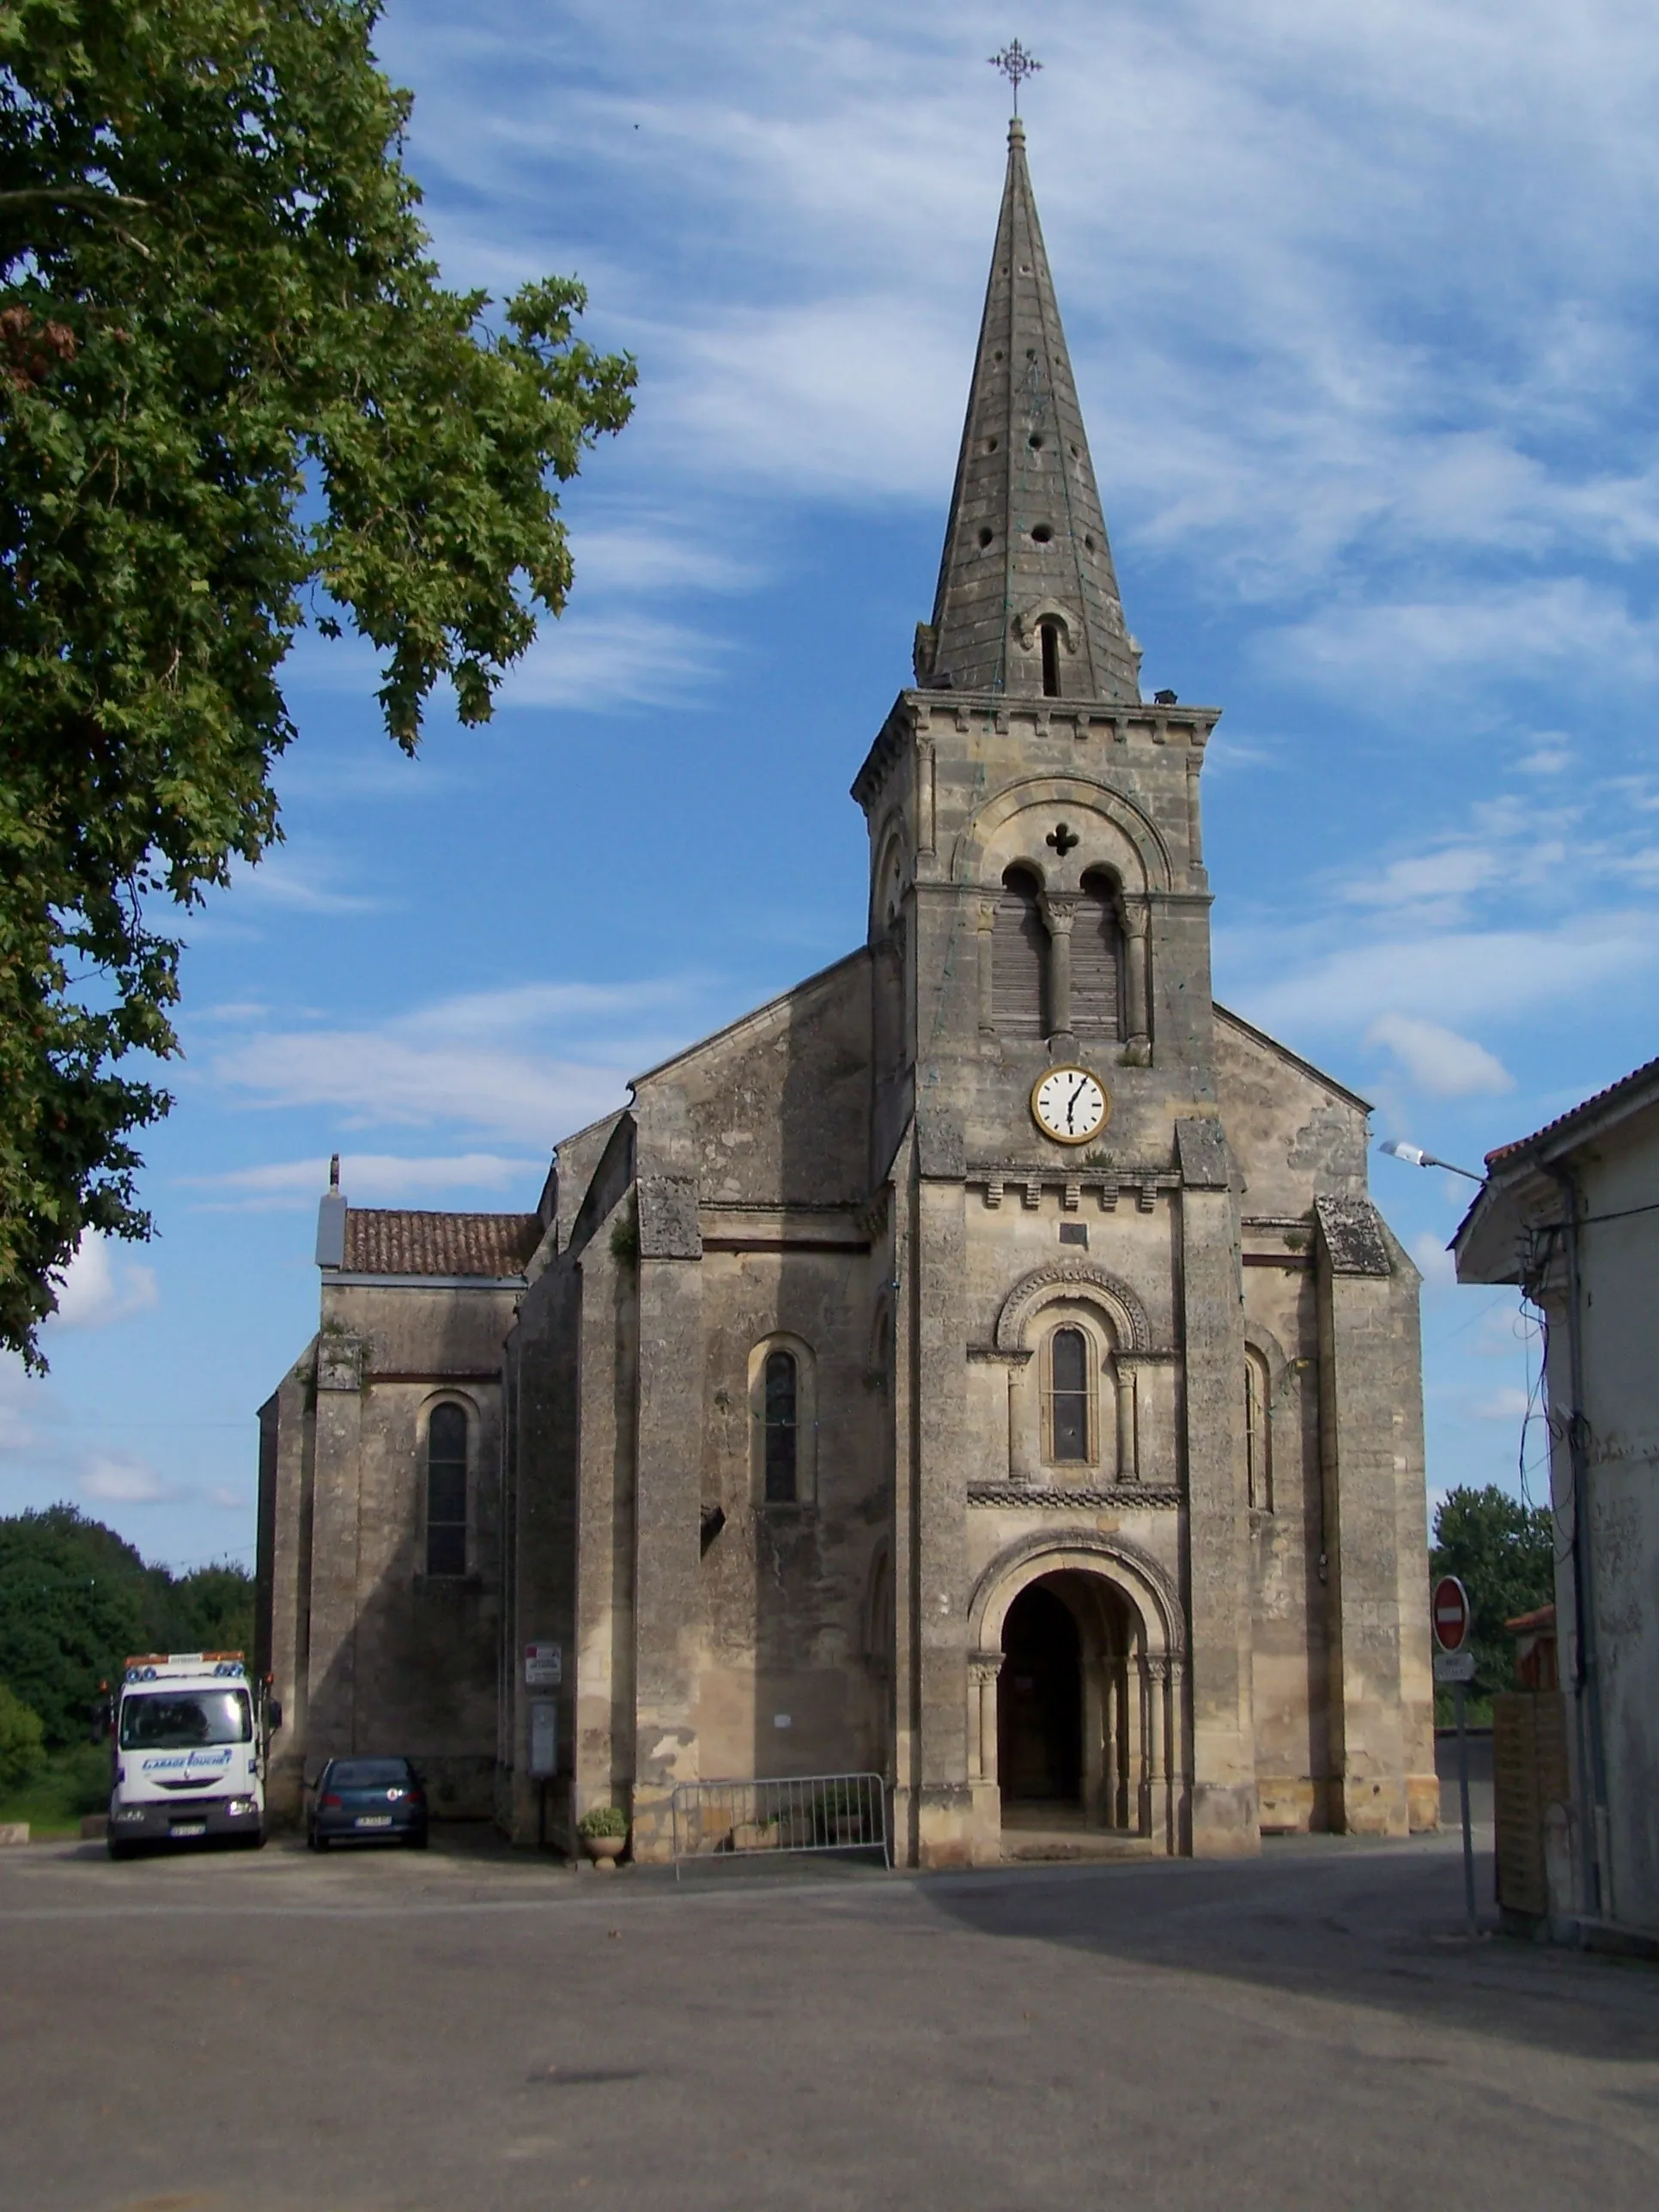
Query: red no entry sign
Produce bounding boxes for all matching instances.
[1432,1574,1472,1653]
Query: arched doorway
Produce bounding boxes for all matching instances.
[967,1537,1188,1853]
[998,1581,1083,1806]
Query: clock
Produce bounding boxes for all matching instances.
[1030,1066,1109,1146]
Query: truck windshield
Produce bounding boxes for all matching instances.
[119,1691,252,1749]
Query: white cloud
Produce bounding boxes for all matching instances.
[207,1486,249,1510]
[1367,1014,1515,1099]
[1469,1387,1532,1425]
[495,610,730,710]
[49,1234,160,1333]
[180,1152,544,1211]
[201,975,720,1144]
[1409,1231,1457,1290]
[80,1454,179,1505]
[224,849,384,915]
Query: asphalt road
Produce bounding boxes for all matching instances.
[2,1826,1656,2212]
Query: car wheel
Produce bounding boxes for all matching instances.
[313,1832,329,1852]
[408,1830,428,1851]
[106,1837,138,1862]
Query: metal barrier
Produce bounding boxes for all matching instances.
[671,1771,890,1878]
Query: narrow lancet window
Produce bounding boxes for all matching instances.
[763,1348,799,1504]
[426,1403,468,1576]
[1040,619,1061,698]
[1049,1328,1090,1462]
[1245,1350,1273,1512]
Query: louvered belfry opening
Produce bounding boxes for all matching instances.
[1071,868,1124,1042]
[994,865,1048,1035]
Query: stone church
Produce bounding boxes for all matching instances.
[256,120,1437,1864]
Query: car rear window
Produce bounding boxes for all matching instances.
[327,1759,412,1789]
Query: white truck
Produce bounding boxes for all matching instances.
[105,1653,276,1858]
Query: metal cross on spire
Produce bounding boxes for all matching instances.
[988,39,1042,112]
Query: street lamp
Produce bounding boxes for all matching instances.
[1377,1138,1484,1184]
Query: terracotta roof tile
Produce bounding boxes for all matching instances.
[342,1210,543,1278]
[1484,1054,1659,1168]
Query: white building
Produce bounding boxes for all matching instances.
[1454,1056,1659,1942]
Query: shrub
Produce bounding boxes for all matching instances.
[577,1803,628,1838]
[0,1682,46,1795]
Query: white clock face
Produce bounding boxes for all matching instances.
[1031,1066,1109,1146]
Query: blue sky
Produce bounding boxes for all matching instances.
[8,0,1659,1566]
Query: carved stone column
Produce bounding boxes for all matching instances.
[1122,901,1151,1064]
[1007,1354,1035,1486]
[1113,1357,1139,1481]
[968,1653,1002,1784]
[1040,891,1076,1048]
[1146,1652,1171,1853]
[976,897,996,1036]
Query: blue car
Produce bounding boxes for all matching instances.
[306,1757,428,1850]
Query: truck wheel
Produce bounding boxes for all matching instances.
[106,1837,139,1862]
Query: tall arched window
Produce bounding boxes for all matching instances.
[1245,1349,1273,1512]
[763,1349,799,1504]
[426,1403,469,1576]
[1071,868,1124,1040]
[1048,1327,1091,1463]
[993,864,1046,1036]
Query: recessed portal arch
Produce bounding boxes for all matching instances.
[966,1533,1188,1853]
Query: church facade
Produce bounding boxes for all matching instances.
[256,121,1437,1866]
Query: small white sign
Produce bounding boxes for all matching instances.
[1434,1649,1476,1685]
[524,1642,562,1687]
[773,1714,792,1729]
[528,1700,558,1778]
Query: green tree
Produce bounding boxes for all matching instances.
[0,1504,152,1741]
[159,1560,254,1657]
[1431,1484,1555,1698]
[0,1,635,1364]
[0,1680,46,1792]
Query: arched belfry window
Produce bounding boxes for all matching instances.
[426,1402,468,1577]
[763,1348,799,1504]
[993,864,1046,1036]
[1047,1327,1092,1463]
[1245,1349,1273,1511]
[1072,868,1124,1040]
[1039,619,1062,698]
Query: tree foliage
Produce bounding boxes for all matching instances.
[1431,1484,1555,1698]
[0,1504,255,1744]
[0,2,635,1363]
[0,1678,46,1792]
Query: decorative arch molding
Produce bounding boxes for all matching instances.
[1243,1316,1291,1385]
[416,1386,482,1443]
[952,775,1174,896]
[868,809,909,935]
[966,1526,1187,1659]
[1012,602,1077,656]
[995,1261,1153,1356]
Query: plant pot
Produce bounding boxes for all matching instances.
[582,1832,625,1869]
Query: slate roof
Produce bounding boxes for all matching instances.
[1484,1054,1659,1169]
[341,1209,543,1278]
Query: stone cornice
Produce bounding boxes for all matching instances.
[968,1483,1182,1510]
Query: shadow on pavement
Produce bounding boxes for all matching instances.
[916,1834,1659,2066]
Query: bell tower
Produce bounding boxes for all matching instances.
[854,114,1263,1868]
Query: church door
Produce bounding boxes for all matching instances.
[997,1580,1083,1805]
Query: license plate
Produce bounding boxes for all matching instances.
[170,1822,207,1838]
[355,1814,392,1828]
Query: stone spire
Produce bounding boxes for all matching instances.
[917,118,1141,703]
